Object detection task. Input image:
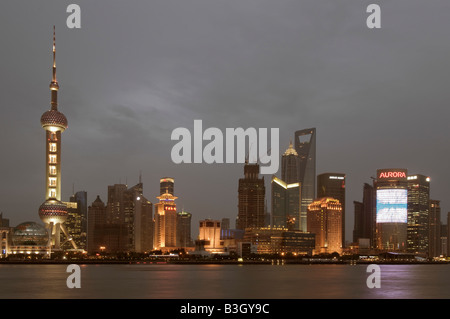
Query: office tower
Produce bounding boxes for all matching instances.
[66,191,87,250]
[440,224,448,257]
[375,169,408,252]
[87,195,107,254]
[236,162,266,231]
[281,141,300,184]
[406,175,430,254]
[38,27,77,251]
[353,201,364,243]
[160,177,174,195]
[177,211,192,249]
[354,182,378,248]
[271,176,300,230]
[199,219,222,251]
[429,199,441,258]
[154,180,178,250]
[294,128,316,232]
[317,173,346,247]
[105,181,153,253]
[307,197,343,254]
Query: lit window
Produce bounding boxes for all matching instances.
[49,155,57,164]
[49,189,56,198]
[49,143,57,152]
[49,178,57,187]
[49,166,57,175]
[49,132,57,141]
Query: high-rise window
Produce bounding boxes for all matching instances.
[49,177,57,187]
[49,143,57,152]
[49,155,57,164]
[49,166,57,175]
[49,189,56,198]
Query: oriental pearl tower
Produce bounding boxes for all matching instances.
[38,27,77,251]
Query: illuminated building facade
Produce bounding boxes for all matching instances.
[237,163,266,231]
[281,141,299,184]
[66,191,88,250]
[375,169,408,252]
[38,27,77,251]
[317,173,346,247]
[307,197,343,254]
[406,174,430,254]
[154,179,178,250]
[294,128,316,232]
[198,219,223,253]
[271,176,300,230]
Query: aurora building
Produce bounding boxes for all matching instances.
[375,169,408,252]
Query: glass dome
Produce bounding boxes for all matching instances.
[12,222,49,246]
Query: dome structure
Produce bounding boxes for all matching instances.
[12,222,49,246]
[38,199,68,224]
[40,109,68,131]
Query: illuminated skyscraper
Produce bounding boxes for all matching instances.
[66,191,88,250]
[317,173,346,247]
[406,174,430,254]
[281,141,299,184]
[38,27,77,251]
[154,179,178,250]
[295,128,316,232]
[375,169,408,252]
[236,163,266,231]
[199,219,222,252]
[307,197,342,254]
[271,176,300,230]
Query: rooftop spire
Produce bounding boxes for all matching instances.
[50,25,59,110]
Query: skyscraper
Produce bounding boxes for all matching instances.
[271,176,300,230]
[294,128,316,232]
[429,199,441,258]
[38,27,77,251]
[177,211,192,249]
[87,195,107,254]
[281,141,300,184]
[236,162,266,231]
[199,219,222,252]
[317,173,346,247]
[105,181,153,253]
[307,197,342,254]
[154,179,178,250]
[353,182,376,247]
[406,174,430,254]
[375,169,408,252]
[66,191,88,250]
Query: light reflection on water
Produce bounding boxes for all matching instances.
[0,264,449,299]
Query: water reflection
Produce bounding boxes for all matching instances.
[0,264,449,299]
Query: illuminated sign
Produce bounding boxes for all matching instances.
[376,189,407,223]
[378,171,406,179]
[164,205,176,211]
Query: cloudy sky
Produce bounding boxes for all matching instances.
[1,0,450,242]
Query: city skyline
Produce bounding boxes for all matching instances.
[1,1,450,245]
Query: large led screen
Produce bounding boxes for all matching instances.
[376,189,407,223]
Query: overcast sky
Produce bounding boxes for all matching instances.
[1,0,450,242]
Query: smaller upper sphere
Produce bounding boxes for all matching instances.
[41,109,68,131]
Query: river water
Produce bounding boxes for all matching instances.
[0,263,449,299]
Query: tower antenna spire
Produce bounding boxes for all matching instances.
[50,25,59,110]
